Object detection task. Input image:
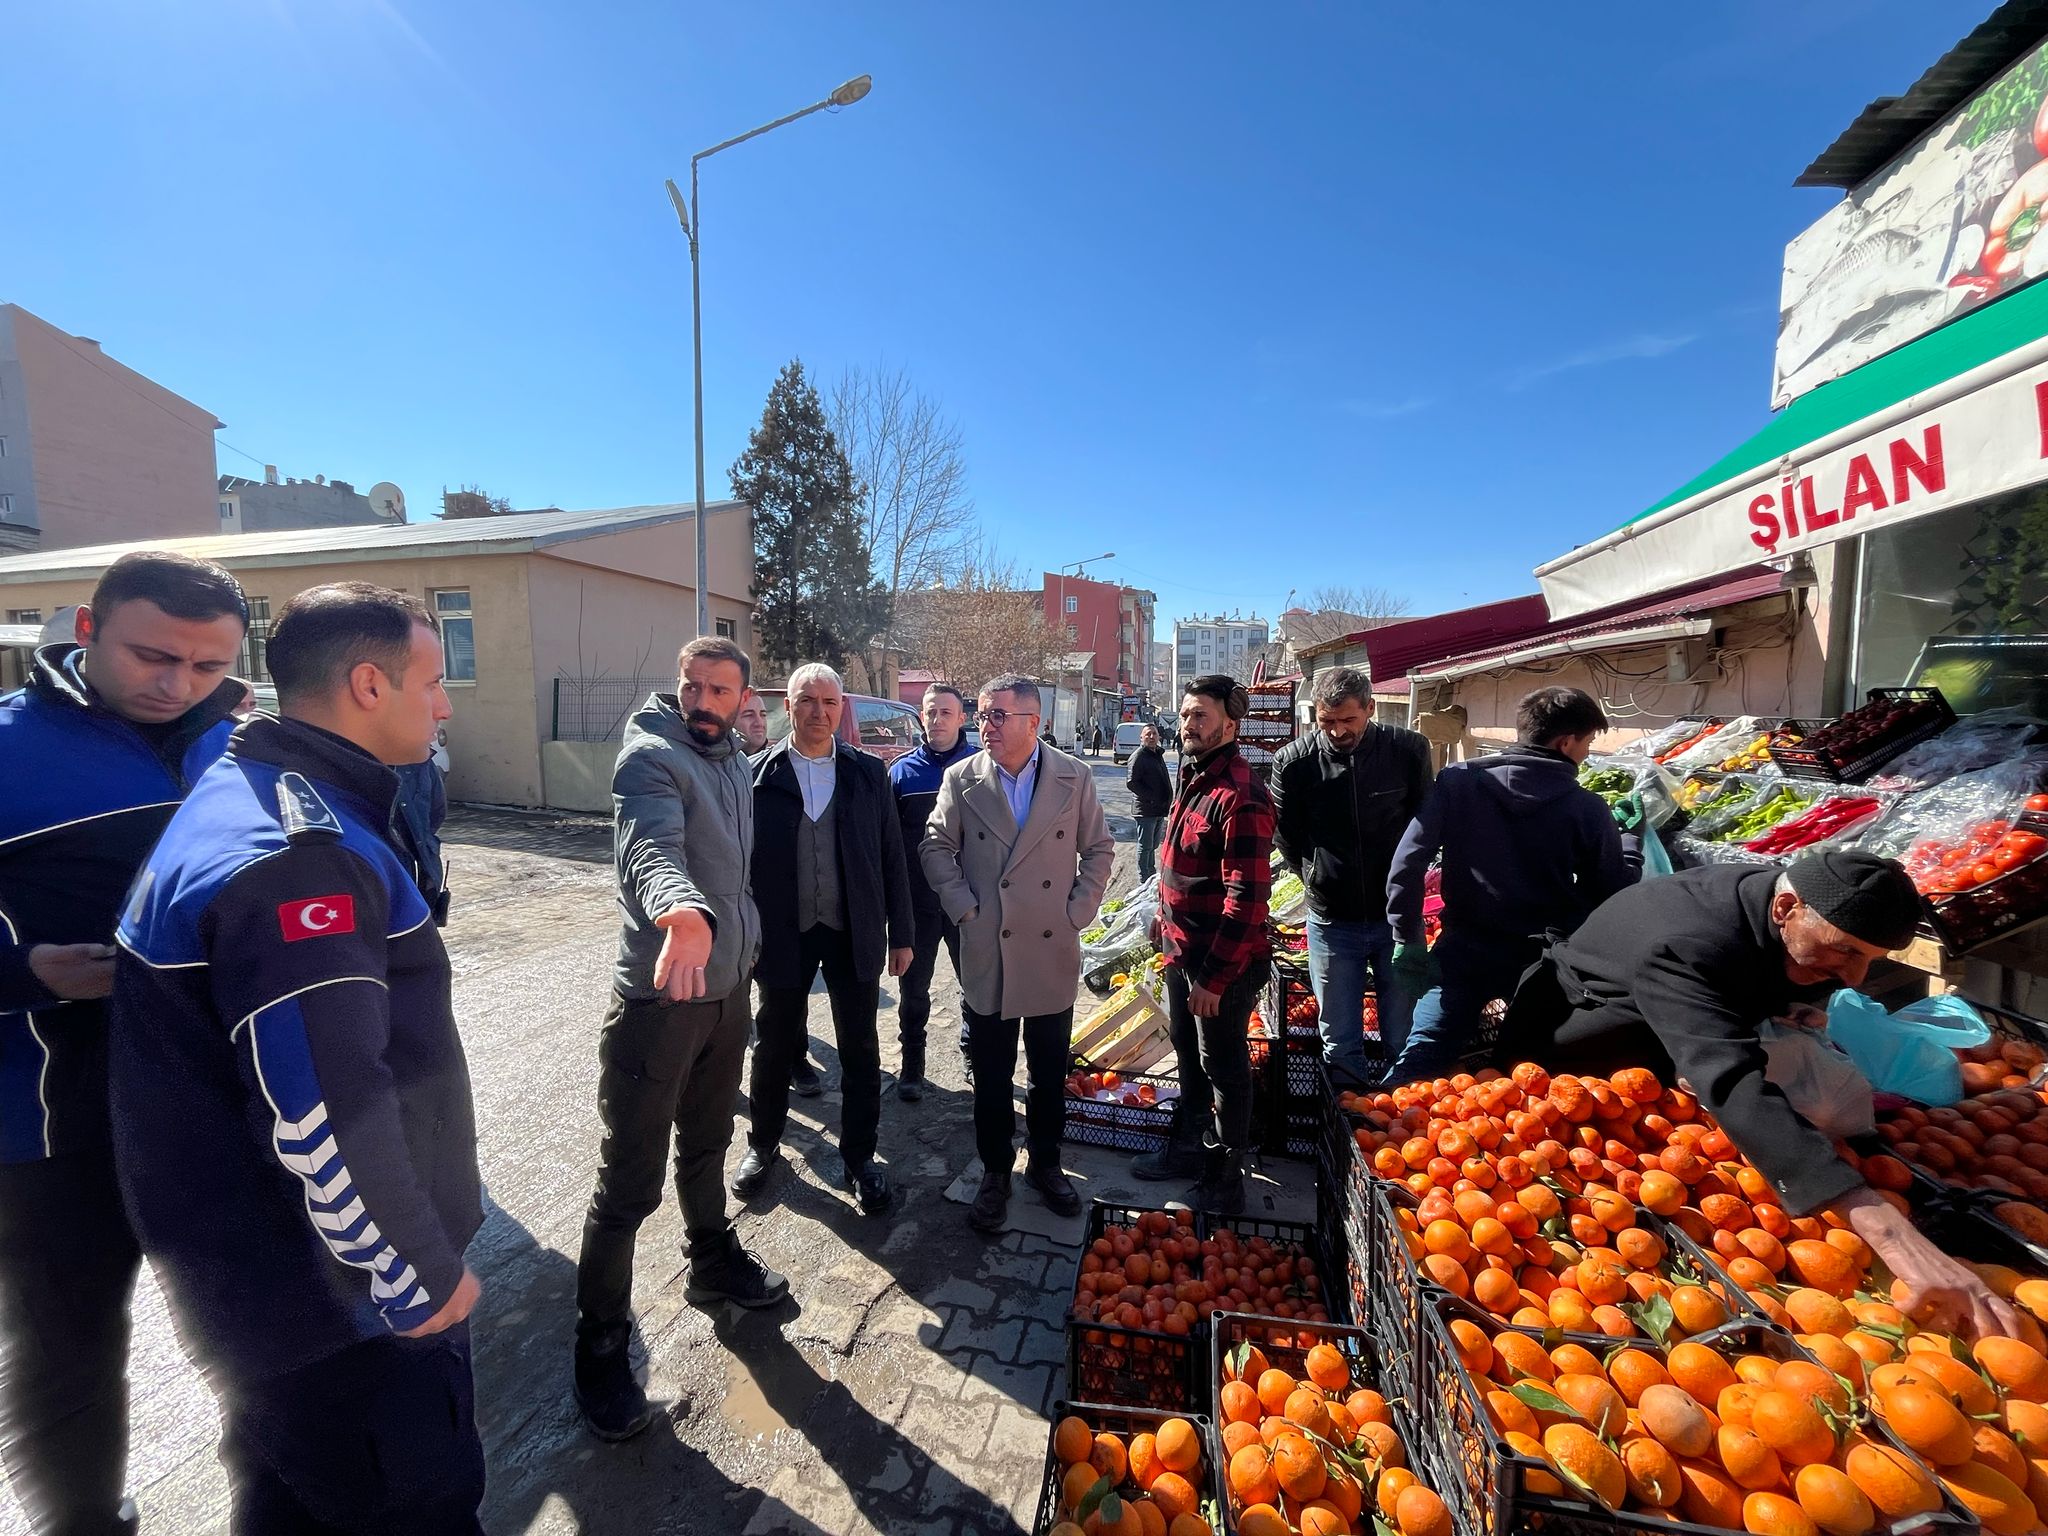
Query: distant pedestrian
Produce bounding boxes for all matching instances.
[1127,723,1172,883]
[1385,685,1635,1082]
[887,683,979,1101]
[736,664,916,1217]
[923,675,1114,1233]
[112,582,486,1530]
[1090,723,1104,757]
[1270,665,1433,1092]
[572,635,784,1442]
[0,551,247,1536]
[1129,675,1273,1215]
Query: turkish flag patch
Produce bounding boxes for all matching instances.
[278,895,356,942]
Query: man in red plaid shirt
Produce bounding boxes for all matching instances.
[1129,674,1273,1214]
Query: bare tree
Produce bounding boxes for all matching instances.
[1279,584,1413,649]
[829,365,977,683]
[894,538,1063,695]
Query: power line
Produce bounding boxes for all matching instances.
[39,323,269,474]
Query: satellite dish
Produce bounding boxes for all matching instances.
[367,482,407,522]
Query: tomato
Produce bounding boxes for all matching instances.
[1969,859,2004,887]
[1972,820,2014,843]
[2028,794,2048,813]
[2007,831,2048,860]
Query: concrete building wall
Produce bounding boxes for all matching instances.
[1431,592,1829,761]
[0,306,217,550]
[230,479,386,533]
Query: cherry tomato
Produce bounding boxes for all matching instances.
[1969,859,2003,887]
[2008,832,2048,860]
[2027,794,2048,813]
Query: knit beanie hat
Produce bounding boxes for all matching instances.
[1786,849,1922,950]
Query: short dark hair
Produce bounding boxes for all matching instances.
[1310,665,1371,712]
[923,682,967,711]
[1518,686,1608,746]
[678,635,750,687]
[89,551,248,628]
[980,674,1042,711]
[1184,673,1249,721]
[269,583,435,705]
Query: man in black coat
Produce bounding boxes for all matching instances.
[1505,848,2017,1343]
[735,664,916,1216]
[1269,666,1433,1090]
[1126,724,1173,881]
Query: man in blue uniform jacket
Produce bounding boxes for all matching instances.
[0,550,247,1536]
[112,582,483,1534]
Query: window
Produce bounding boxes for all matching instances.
[240,597,272,682]
[1065,623,1078,640]
[0,495,12,517]
[854,698,920,752]
[1065,595,1079,614]
[6,609,41,625]
[432,589,476,681]
[0,436,9,456]
[714,617,737,640]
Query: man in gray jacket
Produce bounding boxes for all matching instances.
[572,637,786,1443]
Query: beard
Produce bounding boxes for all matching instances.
[686,706,737,742]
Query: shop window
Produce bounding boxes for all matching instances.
[240,597,271,682]
[432,589,477,681]
[1854,489,2048,715]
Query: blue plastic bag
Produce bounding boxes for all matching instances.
[1825,991,1990,1105]
[1638,823,1674,879]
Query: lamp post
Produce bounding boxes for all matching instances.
[665,73,873,638]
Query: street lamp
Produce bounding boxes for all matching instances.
[665,73,873,637]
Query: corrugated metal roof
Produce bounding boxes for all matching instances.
[1796,0,2048,187]
[1351,595,1555,682]
[1416,571,1788,678]
[0,500,750,581]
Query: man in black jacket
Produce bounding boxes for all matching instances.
[1269,666,1432,1090]
[887,682,979,1101]
[0,552,247,1536]
[1503,849,2016,1343]
[1383,686,1633,1083]
[736,664,916,1216]
[1126,724,1173,881]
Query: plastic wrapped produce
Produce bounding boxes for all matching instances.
[1863,708,2047,792]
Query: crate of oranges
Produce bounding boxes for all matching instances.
[1038,1401,1222,1536]
[1211,1311,1454,1536]
[1416,1294,1978,1536]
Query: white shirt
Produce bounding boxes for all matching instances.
[790,741,837,822]
[996,745,1041,830]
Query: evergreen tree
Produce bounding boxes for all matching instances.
[732,359,887,676]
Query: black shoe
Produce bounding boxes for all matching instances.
[896,1073,925,1103]
[684,1229,790,1308]
[1130,1103,1209,1182]
[1172,1148,1247,1216]
[1024,1159,1082,1218]
[967,1169,1010,1233]
[790,1058,823,1097]
[845,1161,894,1217]
[731,1144,781,1198]
[574,1336,655,1441]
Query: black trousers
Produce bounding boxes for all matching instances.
[752,925,883,1169]
[0,1148,139,1536]
[576,988,749,1348]
[963,1005,1073,1175]
[896,906,963,1064]
[217,1325,484,1535]
[1165,960,1270,1152]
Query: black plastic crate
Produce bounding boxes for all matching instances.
[1634,1209,1775,1333]
[1768,687,1955,784]
[1197,1210,1342,1327]
[1415,1298,1977,1536]
[1923,845,2048,953]
[1030,1400,1223,1536]
[1257,1028,1334,1160]
[1065,1202,1208,1412]
[1063,1066,1181,1154]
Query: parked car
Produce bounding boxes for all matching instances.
[1113,721,1147,765]
[755,688,924,763]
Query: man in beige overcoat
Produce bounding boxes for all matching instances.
[922,673,1115,1233]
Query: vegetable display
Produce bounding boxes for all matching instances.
[1900,818,2048,896]
[1741,795,1880,856]
[1710,731,1781,774]
[1773,691,1951,782]
[1700,785,1815,844]
[1653,721,1723,765]
[1578,766,1636,804]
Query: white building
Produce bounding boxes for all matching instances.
[1171,613,1268,700]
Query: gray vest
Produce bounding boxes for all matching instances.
[796,791,845,932]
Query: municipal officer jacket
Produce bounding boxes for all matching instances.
[0,644,239,1163]
[888,733,979,916]
[112,714,482,1382]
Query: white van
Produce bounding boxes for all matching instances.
[1112,721,1147,765]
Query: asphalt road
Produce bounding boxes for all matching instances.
[0,750,1229,1536]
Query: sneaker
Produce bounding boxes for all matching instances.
[845,1161,894,1217]
[790,1058,823,1097]
[684,1229,790,1309]
[731,1144,781,1199]
[967,1169,1010,1234]
[1023,1160,1081,1217]
[573,1336,656,1441]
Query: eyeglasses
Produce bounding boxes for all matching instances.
[978,709,1040,727]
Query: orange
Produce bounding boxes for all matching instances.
[1449,1319,1493,1378]
[1667,1340,1739,1404]
[1299,1507,1348,1536]
[1875,1382,1974,1467]
[1938,1461,2038,1536]
[1797,1333,1865,1389]
[1055,1415,1094,1464]
[1716,1424,1785,1492]
[1149,1472,1199,1523]
[1227,1344,1272,1385]
[1484,1388,1539,1439]
[1772,1360,1852,1418]
[1550,1343,1604,1378]
[1228,1442,1278,1508]
[1785,1289,1855,1337]
[1844,1440,1942,1519]
[1473,1267,1520,1316]
[1506,1430,1565,1496]
[1394,1484,1452,1536]
[1785,1240,1857,1298]
[1608,1348,1672,1406]
[1976,1337,2048,1401]
[1669,1284,1730,1336]
[1424,1253,1471,1297]
[1272,1433,1327,1502]
[1221,1421,1262,1459]
[1899,1352,1997,1418]
[1303,1343,1350,1394]
[1972,1424,2030,1490]
[1359,1420,1406,1470]
[1639,1170,1686,1216]
[1346,1388,1392,1426]
[1220,1380,1260,1425]
[1718,1382,1763,1430]
[1543,1422,1625,1508]
[1793,1464,1875,1536]
[1750,1390,1831,1459]
[1744,1490,1820,1536]
[1091,1432,1130,1484]
[1735,1354,1781,1387]
[1678,1461,1747,1528]
[1232,1507,1288,1536]
[1376,1467,1418,1521]
[1554,1373,1626,1437]
[1490,1332,1555,1384]
[1639,1383,1716,1457]
[1623,1435,1683,1507]
[1155,1418,1200,1475]
[1255,1368,1296,1418]
[1063,1461,1103,1514]
[1283,1388,1332,1439]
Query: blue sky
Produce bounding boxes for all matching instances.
[2,1,1976,628]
